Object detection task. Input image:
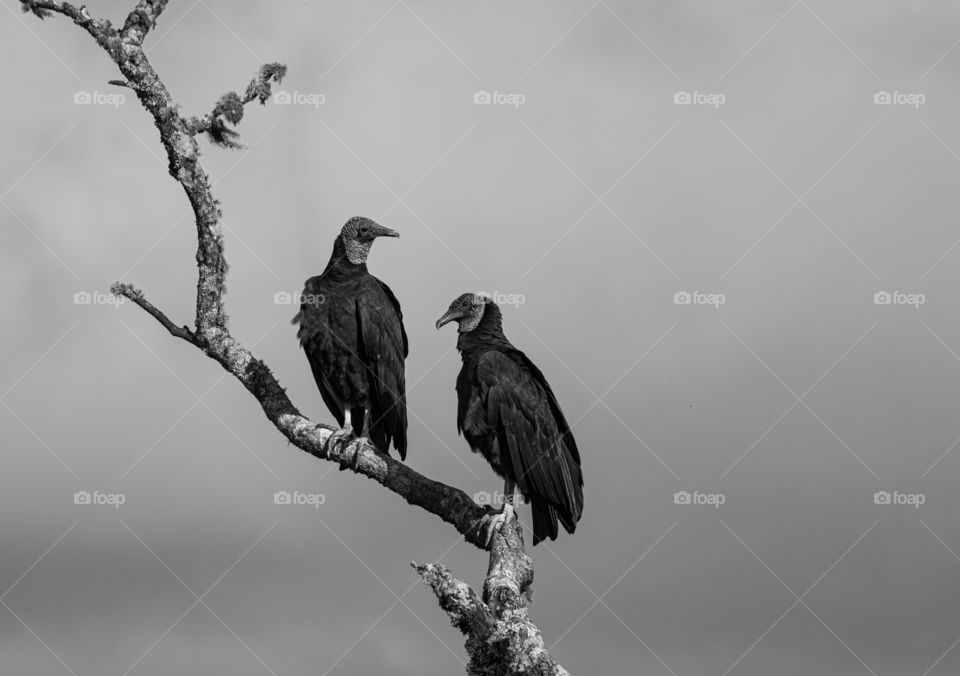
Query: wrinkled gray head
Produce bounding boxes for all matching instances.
[339,216,399,264]
[435,292,492,333]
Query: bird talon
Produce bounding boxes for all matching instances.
[349,437,365,470]
[328,427,356,469]
[483,505,515,547]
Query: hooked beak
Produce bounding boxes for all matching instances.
[435,309,460,330]
[369,224,399,240]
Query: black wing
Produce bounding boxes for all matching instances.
[357,277,408,459]
[375,278,408,358]
[293,276,350,427]
[474,349,583,543]
[304,341,345,427]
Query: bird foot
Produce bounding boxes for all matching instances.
[346,437,365,471]
[327,426,356,462]
[484,503,515,548]
[331,427,369,472]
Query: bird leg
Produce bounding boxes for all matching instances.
[361,408,372,439]
[352,408,372,469]
[331,409,374,470]
[485,478,519,547]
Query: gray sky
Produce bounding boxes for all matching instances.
[4,0,960,674]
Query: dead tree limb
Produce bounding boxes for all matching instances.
[19,2,571,672]
[415,518,569,676]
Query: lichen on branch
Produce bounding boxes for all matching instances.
[186,62,288,148]
[414,519,569,676]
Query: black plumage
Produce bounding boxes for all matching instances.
[437,293,583,544]
[293,217,408,459]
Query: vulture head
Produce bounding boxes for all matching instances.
[340,216,398,264]
[436,292,493,333]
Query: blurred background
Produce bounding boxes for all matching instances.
[4,1,960,673]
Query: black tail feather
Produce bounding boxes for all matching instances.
[531,498,558,545]
[530,496,580,545]
[367,401,407,461]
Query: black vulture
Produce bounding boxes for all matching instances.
[437,293,583,544]
[292,216,408,459]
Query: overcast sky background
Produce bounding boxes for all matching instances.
[5,0,960,674]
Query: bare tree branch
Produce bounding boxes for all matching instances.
[121,0,169,43]
[20,1,572,672]
[185,63,288,148]
[414,519,569,676]
[111,282,195,341]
